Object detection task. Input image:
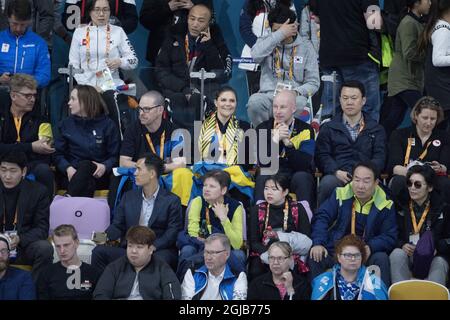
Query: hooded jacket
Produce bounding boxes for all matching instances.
[251,28,319,102]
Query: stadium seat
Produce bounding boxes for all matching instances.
[388,280,449,300]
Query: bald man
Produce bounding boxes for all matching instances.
[255,90,316,208]
[155,4,232,134]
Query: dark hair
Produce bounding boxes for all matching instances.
[340,80,366,97]
[202,170,231,190]
[418,0,450,55]
[406,164,436,188]
[53,224,79,241]
[126,226,156,246]
[264,174,290,191]
[1,151,27,169]
[268,3,297,26]
[352,161,379,180]
[7,0,32,21]
[335,234,368,264]
[246,0,292,18]
[410,96,444,125]
[215,86,237,102]
[73,85,108,119]
[399,0,422,20]
[139,152,164,178]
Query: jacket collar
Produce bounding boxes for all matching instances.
[336,183,393,211]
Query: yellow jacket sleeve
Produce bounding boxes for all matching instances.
[187,197,202,237]
[222,205,244,250]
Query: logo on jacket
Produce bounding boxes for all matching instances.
[1,43,9,53]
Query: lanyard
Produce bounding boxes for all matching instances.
[185,34,190,65]
[351,201,366,237]
[274,46,297,80]
[409,200,431,234]
[85,23,111,70]
[403,137,432,166]
[264,200,289,231]
[13,116,22,142]
[145,131,165,159]
[2,207,18,232]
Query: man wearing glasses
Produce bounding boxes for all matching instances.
[0,233,36,300]
[0,0,50,88]
[118,90,193,207]
[181,233,247,300]
[0,74,54,198]
[309,161,397,287]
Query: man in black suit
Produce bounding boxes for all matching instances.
[92,153,183,272]
[0,151,53,281]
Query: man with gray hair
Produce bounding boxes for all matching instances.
[181,233,247,300]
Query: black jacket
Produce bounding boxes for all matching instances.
[0,109,51,165]
[155,25,230,96]
[248,271,311,300]
[0,180,50,248]
[107,187,182,250]
[315,112,386,175]
[93,255,181,300]
[395,190,450,260]
[139,0,213,64]
[387,126,450,175]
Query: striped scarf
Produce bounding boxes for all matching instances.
[199,113,243,166]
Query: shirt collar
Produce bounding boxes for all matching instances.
[142,185,159,202]
[208,268,225,282]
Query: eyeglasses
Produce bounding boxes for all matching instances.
[340,253,362,260]
[137,105,162,113]
[0,248,9,255]
[204,249,226,256]
[407,180,424,189]
[268,255,290,263]
[93,7,111,14]
[14,91,37,100]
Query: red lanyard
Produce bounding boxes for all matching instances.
[265,200,289,231]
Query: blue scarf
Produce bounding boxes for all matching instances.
[336,271,361,300]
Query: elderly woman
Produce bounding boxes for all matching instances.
[388,96,450,200]
[311,235,388,300]
[390,164,450,286]
[249,174,312,281]
[248,241,310,300]
[54,85,120,197]
[69,0,138,135]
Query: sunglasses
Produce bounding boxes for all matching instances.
[407,180,424,189]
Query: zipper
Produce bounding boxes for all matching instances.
[14,37,19,74]
[282,46,285,81]
[96,27,99,70]
[168,283,175,299]
[20,51,25,70]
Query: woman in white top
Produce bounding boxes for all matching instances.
[419,0,450,130]
[69,0,138,136]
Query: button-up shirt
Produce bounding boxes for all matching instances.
[139,186,159,226]
[343,116,364,142]
[200,270,226,300]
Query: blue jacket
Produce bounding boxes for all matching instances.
[0,28,50,87]
[311,265,388,300]
[0,267,36,300]
[54,115,120,174]
[315,112,386,175]
[312,184,397,255]
[192,264,237,300]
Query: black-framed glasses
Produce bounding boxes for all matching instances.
[407,180,424,189]
[14,91,37,100]
[340,253,362,260]
[204,249,226,256]
[268,255,290,263]
[137,105,162,113]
